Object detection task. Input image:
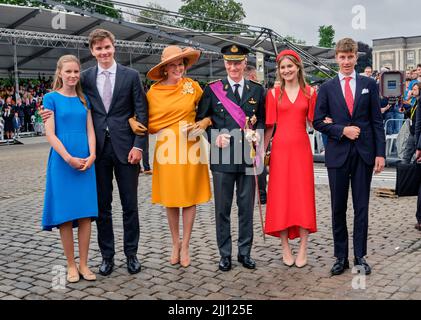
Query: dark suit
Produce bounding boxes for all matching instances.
[313,74,385,258]
[81,63,148,259]
[196,78,265,258]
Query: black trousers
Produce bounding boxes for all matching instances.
[416,183,421,224]
[327,145,374,258]
[95,137,140,259]
[212,171,255,258]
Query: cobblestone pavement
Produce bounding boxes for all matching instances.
[1,140,421,300]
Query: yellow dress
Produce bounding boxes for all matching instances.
[147,78,211,207]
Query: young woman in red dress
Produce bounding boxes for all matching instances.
[264,50,317,268]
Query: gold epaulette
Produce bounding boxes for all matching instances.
[207,79,221,85]
[249,79,263,86]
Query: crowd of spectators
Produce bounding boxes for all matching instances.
[0,76,52,140]
[358,64,421,161]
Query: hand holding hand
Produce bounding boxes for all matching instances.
[80,155,96,171]
[67,157,87,170]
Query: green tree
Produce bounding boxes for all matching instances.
[356,41,372,73]
[318,25,335,48]
[137,2,176,25]
[284,35,306,45]
[63,0,120,19]
[178,0,246,33]
[0,0,120,18]
[0,0,42,5]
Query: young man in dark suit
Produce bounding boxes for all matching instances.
[313,38,386,276]
[42,29,148,275]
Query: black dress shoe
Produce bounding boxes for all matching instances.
[330,258,349,276]
[99,258,114,276]
[218,256,232,272]
[127,255,141,274]
[415,223,421,231]
[354,257,371,275]
[238,255,256,269]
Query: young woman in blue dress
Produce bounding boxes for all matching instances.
[43,55,98,283]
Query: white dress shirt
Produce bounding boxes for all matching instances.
[338,70,356,99]
[227,76,245,99]
[97,60,117,101]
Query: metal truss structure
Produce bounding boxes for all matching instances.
[0,27,219,58]
[40,0,337,77]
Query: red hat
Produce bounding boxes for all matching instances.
[276,49,301,63]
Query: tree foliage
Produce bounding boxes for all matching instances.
[284,35,306,45]
[356,41,373,73]
[0,0,120,19]
[137,2,176,25]
[0,0,42,6]
[178,0,246,33]
[318,25,335,48]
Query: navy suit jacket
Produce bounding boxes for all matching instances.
[313,74,386,168]
[81,64,148,164]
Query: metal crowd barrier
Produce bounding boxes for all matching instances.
[310,118,408,161]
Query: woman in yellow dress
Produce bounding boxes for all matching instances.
[146,46,212,267]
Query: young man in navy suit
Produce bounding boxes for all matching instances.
[313,38,386,276]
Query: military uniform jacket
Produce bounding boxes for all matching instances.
[196,78,266,173]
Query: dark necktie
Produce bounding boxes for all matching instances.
[233,83,241,104]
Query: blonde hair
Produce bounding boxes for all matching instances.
[276,55,309,101]
[53,55,87,108]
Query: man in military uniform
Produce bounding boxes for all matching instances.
[197,44,265,271]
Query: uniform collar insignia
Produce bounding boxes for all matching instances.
[248,97,257,104]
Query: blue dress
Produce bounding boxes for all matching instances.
[42,91,98,231]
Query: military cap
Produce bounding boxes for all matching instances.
[221,44,250,61]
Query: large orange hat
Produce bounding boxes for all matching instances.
[147,45,201,81]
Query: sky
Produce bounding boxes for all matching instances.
[123,0,420,46]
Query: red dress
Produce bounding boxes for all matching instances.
[264,85,317,239]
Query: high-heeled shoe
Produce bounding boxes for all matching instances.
[282,252,295,267]
[283,258,295,267]
[170,242,181,265]
[295,259,307,268]
[79,267,97,281]
[295,251,307,268]
[67,267,80,283]
[180,247,190,268]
